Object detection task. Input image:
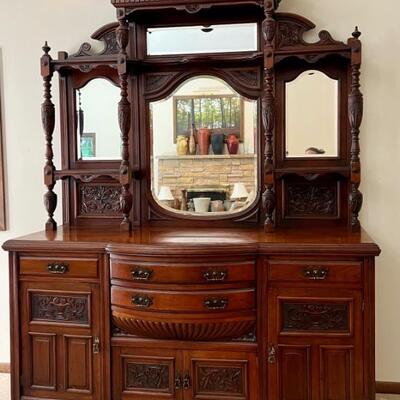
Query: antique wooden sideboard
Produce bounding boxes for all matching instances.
[3,0,380,399]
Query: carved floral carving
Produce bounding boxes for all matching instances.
[80,185,122,215]
[126,362,170,390]
[197,365,244,394]
[286,183,337,217]
[31,294,89,324]
[72,29,119,57]
[282,302,349,331]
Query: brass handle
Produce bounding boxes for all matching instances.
[203,269,228,282]
[303,267,329,280]
[204,297,228,310]
[47,263,69,274]
[131,267,153,281]
[93,337,100,354]
[183,373,191,390]
[132,294,153,308]
[268,345,276,364]
[175,375,182,390]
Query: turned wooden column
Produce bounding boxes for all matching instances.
[262,0,276,232]
[41,42,57,231]
[348,27,363,232]
[116,8,133,231]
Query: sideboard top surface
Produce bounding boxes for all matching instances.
[2,225,381,256]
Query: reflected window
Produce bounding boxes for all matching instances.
[76,78,121,160]
[147,23,258,55]
[150,76,258,217]
[285,70,339,158]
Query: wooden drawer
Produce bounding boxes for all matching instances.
[268,260,362,284]
[110,259,255,284]
[111,286,255,312]
[19,256,99,279]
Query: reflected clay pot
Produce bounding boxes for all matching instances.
[197,128,211,155]
[227,134,239,155]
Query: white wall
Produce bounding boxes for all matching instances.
[0,0,399,383]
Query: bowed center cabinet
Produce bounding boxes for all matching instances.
[3,0,380,399]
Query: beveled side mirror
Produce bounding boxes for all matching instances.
[76,78,121,160]
[285,70,339,158]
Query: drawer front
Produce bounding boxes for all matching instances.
[111,286,255,312]
[111,259,255,284]
[20,256,99,279]
[268,260,362,284]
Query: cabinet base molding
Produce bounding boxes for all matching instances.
[0,363,10,373]
[376,381,400,394]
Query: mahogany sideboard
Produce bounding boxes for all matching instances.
[2,0,381,398]
[3,226,379,399]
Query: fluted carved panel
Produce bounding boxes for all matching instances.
[125,362,170,391]
[112,312,255,341]
[195,364,245,396]
[282,302,349,332]
[31,293,89,325]
[79,184,121,216]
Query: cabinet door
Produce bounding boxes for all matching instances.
[20,281,101,400]
[112,346,183,400]
[267,287,363,400]
[185,350,258,400]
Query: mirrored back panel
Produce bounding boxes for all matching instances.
[150,75,258,217]
[76,78,121,161]
[147,23,258,55]
[285,70,339,158]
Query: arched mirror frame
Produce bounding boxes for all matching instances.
[141,69,264,224]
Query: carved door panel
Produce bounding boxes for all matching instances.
[267,287,363,400]
[20,281,101,400]
[184,350,258,400]
[112,346,183,400]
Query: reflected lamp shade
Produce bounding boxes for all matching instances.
[158,186,174,201]
[230,183,249,200]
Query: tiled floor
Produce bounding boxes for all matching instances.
[0,373,398,399]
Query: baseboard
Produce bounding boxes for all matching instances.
[376,381,400,394]
[0,363,10,373]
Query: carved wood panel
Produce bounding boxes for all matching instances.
[278,345,311,400]
[284,180,339,219]
[281,301,349,333]
[31,292,90,325]
[193,360,247,398]
[29,333,57,390]
[79,183,122,216]
[123,357,175,395]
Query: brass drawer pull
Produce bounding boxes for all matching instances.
[204,297,228,310]
[132,294,153,308]
[131,267,153,281]
[175,375,182,390]
[47,263,69,274]
[203,269,228,282]
[93,337,100,354]
[303,267,329,280]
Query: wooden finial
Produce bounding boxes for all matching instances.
[42,41,50,55]
[352,26,361,39]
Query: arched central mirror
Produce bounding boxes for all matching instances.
[150,76,258,216]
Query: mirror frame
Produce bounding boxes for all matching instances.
[143,70,263,223]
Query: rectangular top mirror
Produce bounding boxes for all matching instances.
[147,23,258,56]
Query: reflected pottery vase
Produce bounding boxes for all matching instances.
[176,135,189,156]
[211,133,224,155]
[227,134,239,155]
[197,128,211,155]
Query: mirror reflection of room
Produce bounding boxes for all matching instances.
[151,76,258,215]
[285,70,339,158]
[76,78,121,160]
